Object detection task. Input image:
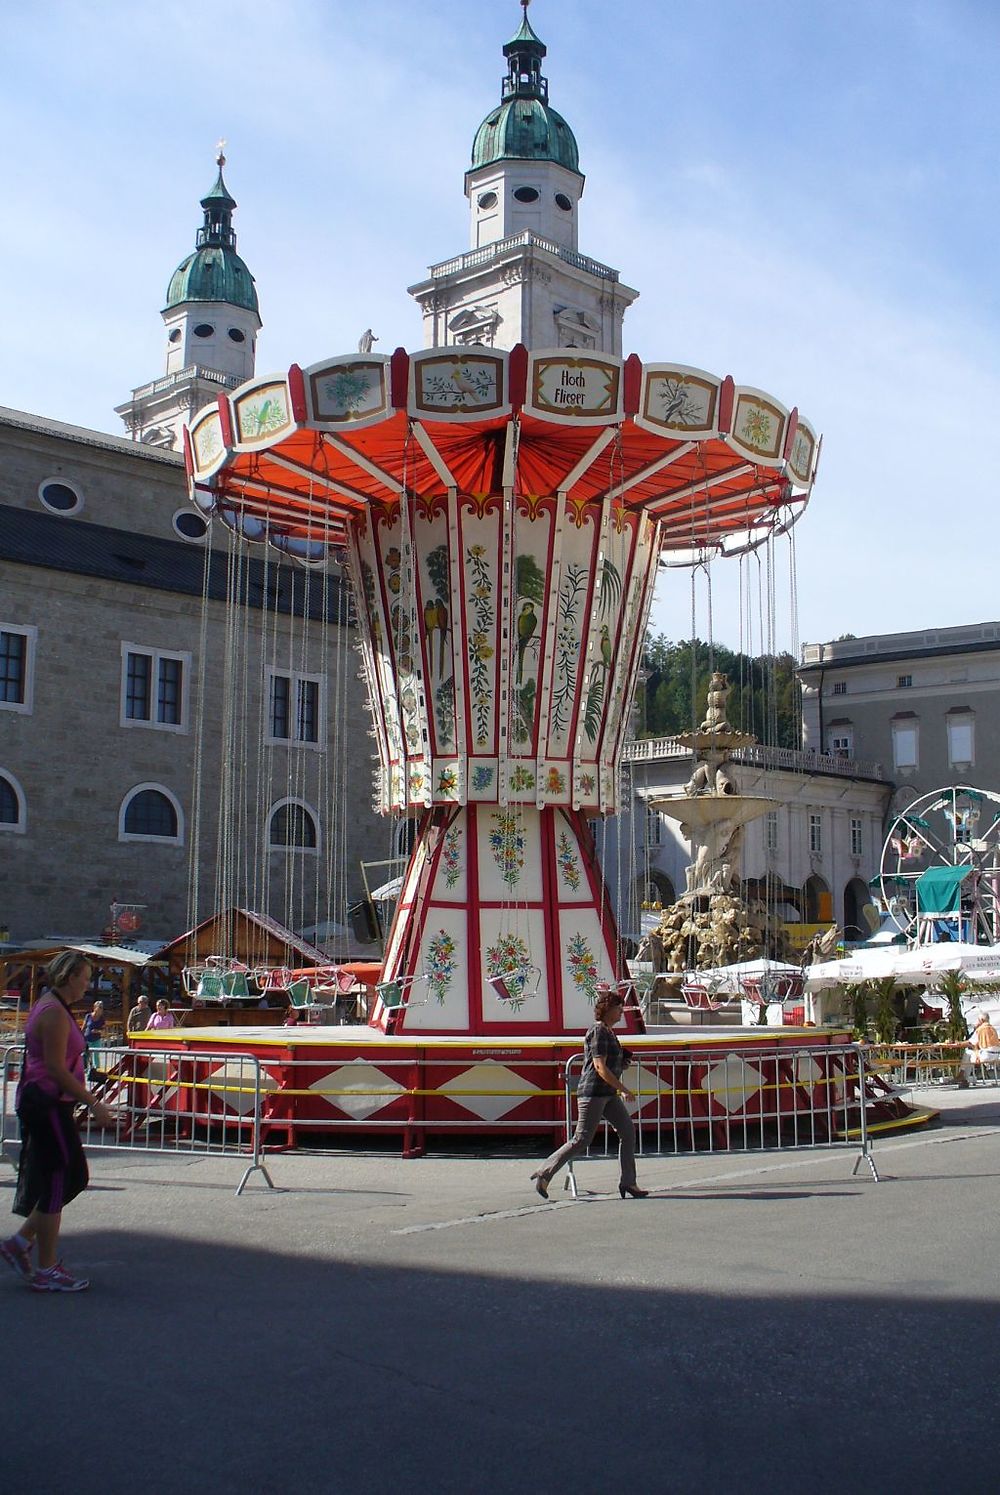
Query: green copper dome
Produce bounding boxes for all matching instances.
[164,160,259,315]
[470,5,581,175]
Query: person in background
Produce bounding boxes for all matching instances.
[530,988,649,1201]
[957,1010,1000,1088]
[82,999,105,1078]
[127,994,151,1033]
[1,951,114,1291]
[148,999,176,1031]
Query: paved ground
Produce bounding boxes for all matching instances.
[2,1086,999,1493]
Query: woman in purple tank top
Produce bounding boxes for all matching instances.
[1,951,115,1292]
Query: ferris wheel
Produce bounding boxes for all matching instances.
[879,785,1000,944]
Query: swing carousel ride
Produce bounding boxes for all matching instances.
[133,3,920,1151]
[133,341,878,1151]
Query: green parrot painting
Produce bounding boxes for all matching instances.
[516,599,538,683]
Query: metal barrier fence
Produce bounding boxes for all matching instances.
[1,1044,274,1196]
[2,1041,884,1183]
[560,1042,880,1196]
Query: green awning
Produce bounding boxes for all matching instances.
[915,865,972,916]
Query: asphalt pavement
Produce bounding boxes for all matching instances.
[2,1085,999,1494]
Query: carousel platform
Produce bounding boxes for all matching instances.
[133,1023,934,1155]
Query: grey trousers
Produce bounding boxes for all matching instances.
[539,1092,637,1189]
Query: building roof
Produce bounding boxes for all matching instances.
[0,404,184,467]
[471,8,580,174]
[0,504,350,622]
[799,628,1000,675]
[164,159,259,316]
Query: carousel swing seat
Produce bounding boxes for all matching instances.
[486,965,542,1004]
[376,973,430,1012]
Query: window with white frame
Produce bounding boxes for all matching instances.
[120,645,190,731]
[0,770,26,833]
[892,718,919,770]
[850,817,863,857]
[268,798,320,852]
[765,810,778,853]
[268,670,322,746]
[828,721,853,758]
[809,813,823,854]
[831,681,847,696]
[897,674,913,689]
[1,625,37,714]
[645,806,662,847]
[947,712,974,768]
[119,784,183,844]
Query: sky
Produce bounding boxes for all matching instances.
[2,0,998,656]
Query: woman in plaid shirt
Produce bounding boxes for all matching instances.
[531,988,649,1200]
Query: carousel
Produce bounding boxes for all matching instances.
[118,340,908,1153]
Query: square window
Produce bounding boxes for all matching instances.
[121,644,189,732]
[831,681,847,696]
[948,716,974,767]
[897,674,913,689]
[0,625,36,715]
[268,670,323,747]
[893,723,918,770]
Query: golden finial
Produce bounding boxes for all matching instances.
[216,137,227,170]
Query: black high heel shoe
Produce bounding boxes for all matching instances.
[619,1184,649,1199]
[530,1172,550,1200]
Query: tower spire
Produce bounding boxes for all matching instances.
[503,0,548,103]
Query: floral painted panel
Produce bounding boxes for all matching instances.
[441,825,462,887]
[464,530,499,751]
[426,929,457,1006]
[565,931,600,1004]
[309,359,387,423]
[732,392,785,462]
[556,831,582,892]
[414,353,504,415]
[414,511,457,756]
[488,810,526,889]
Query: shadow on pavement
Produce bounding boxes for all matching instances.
[1,1226,993,1495]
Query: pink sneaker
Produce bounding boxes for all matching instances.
[1,1236,33,1281]
[30,1262,90,1293]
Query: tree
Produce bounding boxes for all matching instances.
[633,632,802,749]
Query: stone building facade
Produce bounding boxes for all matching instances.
[0,406,384,944]
[798,623,1000,813]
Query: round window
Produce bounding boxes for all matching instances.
[477,191,498,210]
[168,328,182,343]
[38,480,83,515]
[173,509,209,542]
[513,186,539,203]
[193,323,214,338]
[555,192,573,211]
[228,328,245,343]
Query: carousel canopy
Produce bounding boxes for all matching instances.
[184,346,819,563]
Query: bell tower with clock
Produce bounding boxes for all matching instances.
[408,2,638,354]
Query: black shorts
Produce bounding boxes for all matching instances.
[12,1084,89,1218]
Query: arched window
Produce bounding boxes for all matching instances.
[120,784,183,844]
[0,770,26,833]
[268,799,319,853]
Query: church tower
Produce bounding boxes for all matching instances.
[116,150,261,449]
[408,2,638,353]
